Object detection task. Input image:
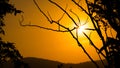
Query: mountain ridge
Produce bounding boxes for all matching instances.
[2,57,106,68]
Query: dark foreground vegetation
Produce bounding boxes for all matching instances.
[2,57,107,68]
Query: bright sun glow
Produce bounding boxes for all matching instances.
[78,26,85,34]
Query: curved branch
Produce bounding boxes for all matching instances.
[70,9,80,24]
[49,0,78,26]
[82,32,105,57]
[20,24,75,32]
[84,28,96,31]
[33,0,51,23]
[72,0,98,31]
[72,0,89,15]
[19,15,75,32]
[82,17,89,26]
[57,4,68,22]
[67,28,99,68]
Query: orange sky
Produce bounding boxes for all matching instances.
[3,0,116,63]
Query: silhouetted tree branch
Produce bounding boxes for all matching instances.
[20,0,120,68]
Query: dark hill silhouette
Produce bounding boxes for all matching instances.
[2,57,106,68]
[23,57,62,68]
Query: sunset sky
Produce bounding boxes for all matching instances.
[3,0,116,63]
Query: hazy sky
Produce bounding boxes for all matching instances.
[3,0,116,63]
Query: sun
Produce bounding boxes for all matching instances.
[77,26,85,34]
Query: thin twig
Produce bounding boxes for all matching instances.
[20,23,75,33]
[82,32,105,57]
[19,15,75,32]
[70,9,80,24]
[78,0,81,4]
[57,4,68,22]
[33,0,51,23]
[82,17,89,26]
[49,0,78,26]
[68,28,99,68]
[20,24,74,32]
[72,0,89,15]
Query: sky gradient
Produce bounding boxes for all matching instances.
[3,0,116,63]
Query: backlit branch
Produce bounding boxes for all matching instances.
[85,0,91,14]
[72,1,106,58]
[57,12,65,30]
[69,9,80,39]
[82,32,105,57]
[78,0,81,4]
[70,9,80,24]
[72,0,89,15]
[70,30,99,68]
[72,0,98,30]
[19,15,75,32]
[20,0,111,68]
[82,17,88,25]
[83,31,106,67]
[19,0,77,32]
[32,1,98,66]
[87,29,106,67]
[33,0,51,23]
[49,0,78,26]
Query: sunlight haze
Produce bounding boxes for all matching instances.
[3,0,116,63]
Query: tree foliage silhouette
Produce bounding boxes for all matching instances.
[87,0,120,68]
[0,0,29,68]
[20,0,120,68]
